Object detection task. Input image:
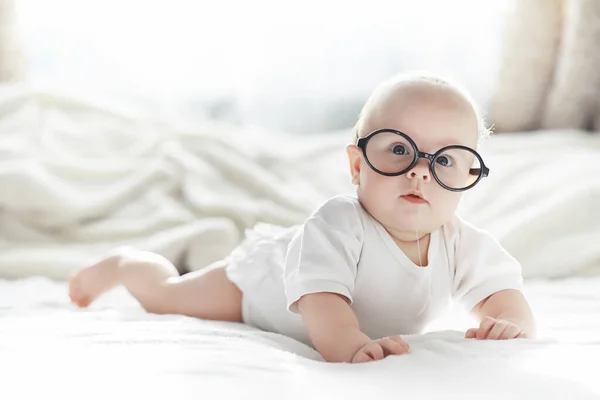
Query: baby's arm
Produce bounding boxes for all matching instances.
[297,292,409,362]
[298,293,370,362]
[452,216,536,341]
[466,289,537,340]
[284,197,408,361]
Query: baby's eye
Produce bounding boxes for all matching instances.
[436,155,454,167]
[390,144,409,155]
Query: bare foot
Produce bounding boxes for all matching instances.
[69,251,124,307]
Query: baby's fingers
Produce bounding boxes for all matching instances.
[465,328,478,339]
[380,337,409,356]
[499,324,522,340]
[366,343,385,360]
[352,350,374,363]
[389,336,410,353]
[352,343,384,363]
[476,317,496,340]
[486,320,508,340]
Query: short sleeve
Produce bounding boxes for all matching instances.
[451,216,524,313]
[284,195,364,313]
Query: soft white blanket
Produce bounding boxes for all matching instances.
[1,276,599,399]
[0,86,599,280]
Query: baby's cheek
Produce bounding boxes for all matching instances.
[431,192,461,222]
[357,172,395,208]
[360,169,387,190]
[374,176,400,201]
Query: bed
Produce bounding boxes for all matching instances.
[1,87,599,399]
[2,276,599,399]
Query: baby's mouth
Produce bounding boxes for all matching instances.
[400,193,427,204]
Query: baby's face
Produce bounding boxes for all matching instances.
[347,84,480,238]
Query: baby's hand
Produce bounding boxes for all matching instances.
[351,336,410,363]
[465,316,527,340]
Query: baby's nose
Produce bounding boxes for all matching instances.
[407,161,432,182]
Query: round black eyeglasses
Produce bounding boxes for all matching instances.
[356,129,489,192]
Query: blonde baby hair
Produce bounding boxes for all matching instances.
[353,72,492,146]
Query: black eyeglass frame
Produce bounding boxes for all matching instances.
[356,128,490,192]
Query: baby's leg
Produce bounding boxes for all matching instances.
[69,247,242,322]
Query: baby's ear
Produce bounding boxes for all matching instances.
[346,144,361,185]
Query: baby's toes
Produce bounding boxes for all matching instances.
[68,273,91,307]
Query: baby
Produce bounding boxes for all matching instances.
[69,72,536,363]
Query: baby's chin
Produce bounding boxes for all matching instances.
[384,209,443,236]
[391,220,435,236]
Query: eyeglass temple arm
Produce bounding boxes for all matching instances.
[470,166,490,177]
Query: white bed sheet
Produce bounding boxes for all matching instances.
[1,276,599,400]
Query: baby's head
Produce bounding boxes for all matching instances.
[346,72,490,240]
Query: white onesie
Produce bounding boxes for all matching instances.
[224,195,523,346]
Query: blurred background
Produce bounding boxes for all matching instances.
[0,0,599,281]
[12,0,514,133]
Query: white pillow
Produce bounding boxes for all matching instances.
[458,129,600,278]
